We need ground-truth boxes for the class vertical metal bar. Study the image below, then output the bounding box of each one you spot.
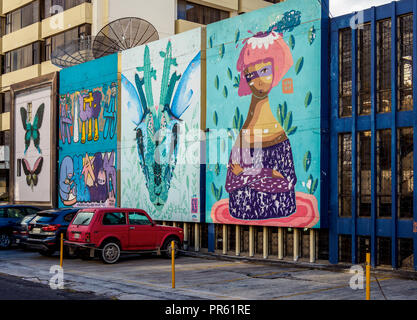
[208,223,215,253]
[391,2,398,269]
[278,227,284,260]
[235,225,240,256]
[263,226,268,259]
[194,223,200,252]
[222,224,227,255]
[249,226,254,257]
[370,7,378,267]
[352,23,358,265]
[293,228,300,262]
[413,0,417,271]
[183,222,189,251]
[310,229,316,263]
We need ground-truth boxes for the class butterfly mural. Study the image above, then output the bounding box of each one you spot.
[21,157,43,190]
[122,41,200,210]
[20,103,45,154]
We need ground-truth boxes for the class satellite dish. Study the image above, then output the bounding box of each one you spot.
[51,35,95,68]
[92,17,159,59]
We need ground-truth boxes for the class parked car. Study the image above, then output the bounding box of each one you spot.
[12,214,38,248]
[0,205,41,249]
[65,208,184,264]
[25,208,81,256]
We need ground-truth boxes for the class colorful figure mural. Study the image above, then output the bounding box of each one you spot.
[206,0,323,228]
[59,54,118,207]
[121,28,202,222]
[13,84,53,203]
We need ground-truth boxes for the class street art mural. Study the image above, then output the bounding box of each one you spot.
[206,0,323,228]
[13,86,52,202]
[121,28,202,222]
[59,54,118,207]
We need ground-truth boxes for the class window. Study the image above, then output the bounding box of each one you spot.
[25,208,39,215]
[357,23,371,115]
[377,237,391,266]
[128,212,151,225]
[339,133,352,217]
[0,208,6,218]
[398,14,413,111]
[398,128,413,219]
[7,208,25,219]
[4,42,43,74]
[358,131,371,217]
[177,0,229,25]
[398,238,413,268]
[44,0,91,18]
[0,131,10,146]
[44,24,91,61]
[339,28,352,117]
[377,130,391,218]
[5,1,40,34]
[339,235,352,263]
[102,212,126,225]
[63,212,76,222]
[357,236,371,264]
[377,19,392,113]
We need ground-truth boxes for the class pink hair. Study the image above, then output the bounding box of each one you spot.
[236,34,293,97]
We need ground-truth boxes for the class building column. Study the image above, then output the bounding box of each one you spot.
[162,221,167,226]
[294,228,300,262]
[263,226,268,259]
[173,222,177,227]
[194,223,200,252]
[235,225,240,256]
[222,224,228,255]
[310,229,316,263]
[183,222,189,251]
[249,226,254,257]
[278,227,284,260]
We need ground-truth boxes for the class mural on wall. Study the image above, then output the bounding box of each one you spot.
[59,54,118,208]
[121,28,202,222]
[14,87,52,202]
[206,0,322,228]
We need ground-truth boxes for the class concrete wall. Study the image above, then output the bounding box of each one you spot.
[94,0,176,39]
[58,54,118,208]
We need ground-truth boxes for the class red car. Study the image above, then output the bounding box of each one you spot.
[65,208,183,264]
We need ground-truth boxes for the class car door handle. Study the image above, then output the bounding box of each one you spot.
[129,227,135,230]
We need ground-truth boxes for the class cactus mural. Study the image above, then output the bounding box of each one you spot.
[121,28,202,222]
[206,0,324,228]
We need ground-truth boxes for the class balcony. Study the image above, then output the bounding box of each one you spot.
[2,65,41,90]
[175,19,203,34]
[42,2,93,38]
[193,0,238,11]
[238,0,273,13]
[3,0,33,14]
[41,60,61,76]
[2,23,42,54]
[0,146,9,163]
[0,113,9,132]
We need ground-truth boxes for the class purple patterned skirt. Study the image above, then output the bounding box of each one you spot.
[225,138,297,220]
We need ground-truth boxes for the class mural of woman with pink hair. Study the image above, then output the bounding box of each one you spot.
[225,30,297,220]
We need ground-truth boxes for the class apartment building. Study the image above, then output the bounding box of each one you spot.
[0,0,279,200]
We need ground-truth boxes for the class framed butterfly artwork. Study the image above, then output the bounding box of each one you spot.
[10,72,58,207]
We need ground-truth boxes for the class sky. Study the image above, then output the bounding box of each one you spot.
[329,0,399,17]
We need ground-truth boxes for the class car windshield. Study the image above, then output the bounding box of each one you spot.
[72,211,95,226]
[32,212,58,224]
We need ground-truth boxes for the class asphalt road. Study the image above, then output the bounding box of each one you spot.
[0,272,107,300]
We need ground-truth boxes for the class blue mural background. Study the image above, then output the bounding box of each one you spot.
[58,54,118,208]
[206,0,323,228]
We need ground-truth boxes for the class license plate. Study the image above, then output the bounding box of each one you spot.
[73,233,80,239]
[32,228,41,234]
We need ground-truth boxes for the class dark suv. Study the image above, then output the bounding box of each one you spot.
[26,208,81,256]
[0,205,41,249]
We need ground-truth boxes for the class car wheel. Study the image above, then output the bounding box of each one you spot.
[163,237,180,259]
[0,233,11,249]
[38,249,55,257]
[100,242,121,264]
